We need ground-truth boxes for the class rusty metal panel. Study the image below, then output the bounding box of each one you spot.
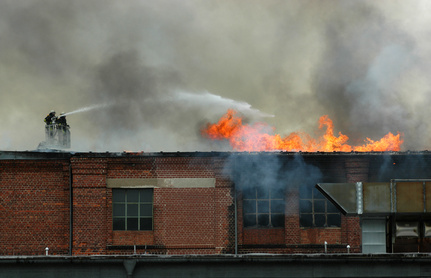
[396,182,424,213]
[426,182,431,212]
[363,183,391,213]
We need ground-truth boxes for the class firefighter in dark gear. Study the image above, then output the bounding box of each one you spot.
[44,110,57,137]
[57,112,69,146]
[57,112,68,129]
[44,110,56,125]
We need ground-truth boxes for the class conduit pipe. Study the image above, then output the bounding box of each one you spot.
[69,162,73,256]
[234,187,238,255]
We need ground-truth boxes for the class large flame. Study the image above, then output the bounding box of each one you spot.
[202,109,403,152]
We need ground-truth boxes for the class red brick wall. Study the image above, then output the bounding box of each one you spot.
[0,153,368,256]
[243,229,285,245]
[72,157,108,255]
[0,160,70,255]
[154,188,216,250]
[300,228,341,244]
[343,157,369,252]
[285,189,300,245]
[103,156,233,255]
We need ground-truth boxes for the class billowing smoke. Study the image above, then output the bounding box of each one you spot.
[376,154,431,181]
[224,153,322,216]
[224,153,322,192]
[1,1,431,152]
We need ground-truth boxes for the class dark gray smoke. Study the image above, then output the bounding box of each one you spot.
[1,1,431,151]
[374,154,431,181]
[225,153,322,192]
[224,153,322,217]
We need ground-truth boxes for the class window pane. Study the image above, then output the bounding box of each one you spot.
[243,200,256,214]
[242,187,255,199]
[271,214,284,228]
[299,186,340,228]
[113,204,125,217]
[315,214,326,227]
[258,201,269,213]
[140,218,152,230]
[327,201,339,213]
[271,187,284,198]
[300,214,312,227]
[257,187,269,198]
[313,188,324,198]
[314,200,325,213]
[300,200,312,213]
[113,189,126,202]
[244,214,256,227]
[140,204,153,217]
[127,204,138,216]
[113,218,125,230]
[140,189,153,202]
[271,200,285,213]
[127,218,138,230]
[258,214,269,226]
[299,187,312,199]
[327,214,341,227]
[127,190,139,202]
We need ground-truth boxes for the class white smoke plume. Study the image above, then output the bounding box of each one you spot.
[1,0,431,152]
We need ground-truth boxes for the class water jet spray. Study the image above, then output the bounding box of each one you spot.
[63,102,113,116]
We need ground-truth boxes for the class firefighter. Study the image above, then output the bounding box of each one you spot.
[57,112,69,146]
[44,110,56,125]
[44,110,57,138]
[57,112,68,129]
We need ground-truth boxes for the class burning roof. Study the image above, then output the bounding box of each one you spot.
[201,109,403,152]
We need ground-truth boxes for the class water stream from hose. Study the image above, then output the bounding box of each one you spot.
[63,103,113,116]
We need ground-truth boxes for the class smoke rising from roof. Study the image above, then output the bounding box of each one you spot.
[225,153,322,192]
[1,1,431,151]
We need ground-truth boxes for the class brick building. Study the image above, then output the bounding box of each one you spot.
[1,150,431,257]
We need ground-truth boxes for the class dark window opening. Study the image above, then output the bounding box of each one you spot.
[243,186,285,228]
[300,187,340,228]
[113,188,153,231]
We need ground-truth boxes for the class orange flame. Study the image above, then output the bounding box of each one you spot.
[202,109,403,152]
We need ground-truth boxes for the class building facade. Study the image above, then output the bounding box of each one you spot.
[1,151,431,256]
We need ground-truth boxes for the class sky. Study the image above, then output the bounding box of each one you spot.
[1,0,431,152]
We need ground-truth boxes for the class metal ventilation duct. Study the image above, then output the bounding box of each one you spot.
[316,180,431,216]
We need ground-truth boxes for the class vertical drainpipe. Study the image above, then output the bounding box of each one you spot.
[234,185,238,255]
[69,162,73,256]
